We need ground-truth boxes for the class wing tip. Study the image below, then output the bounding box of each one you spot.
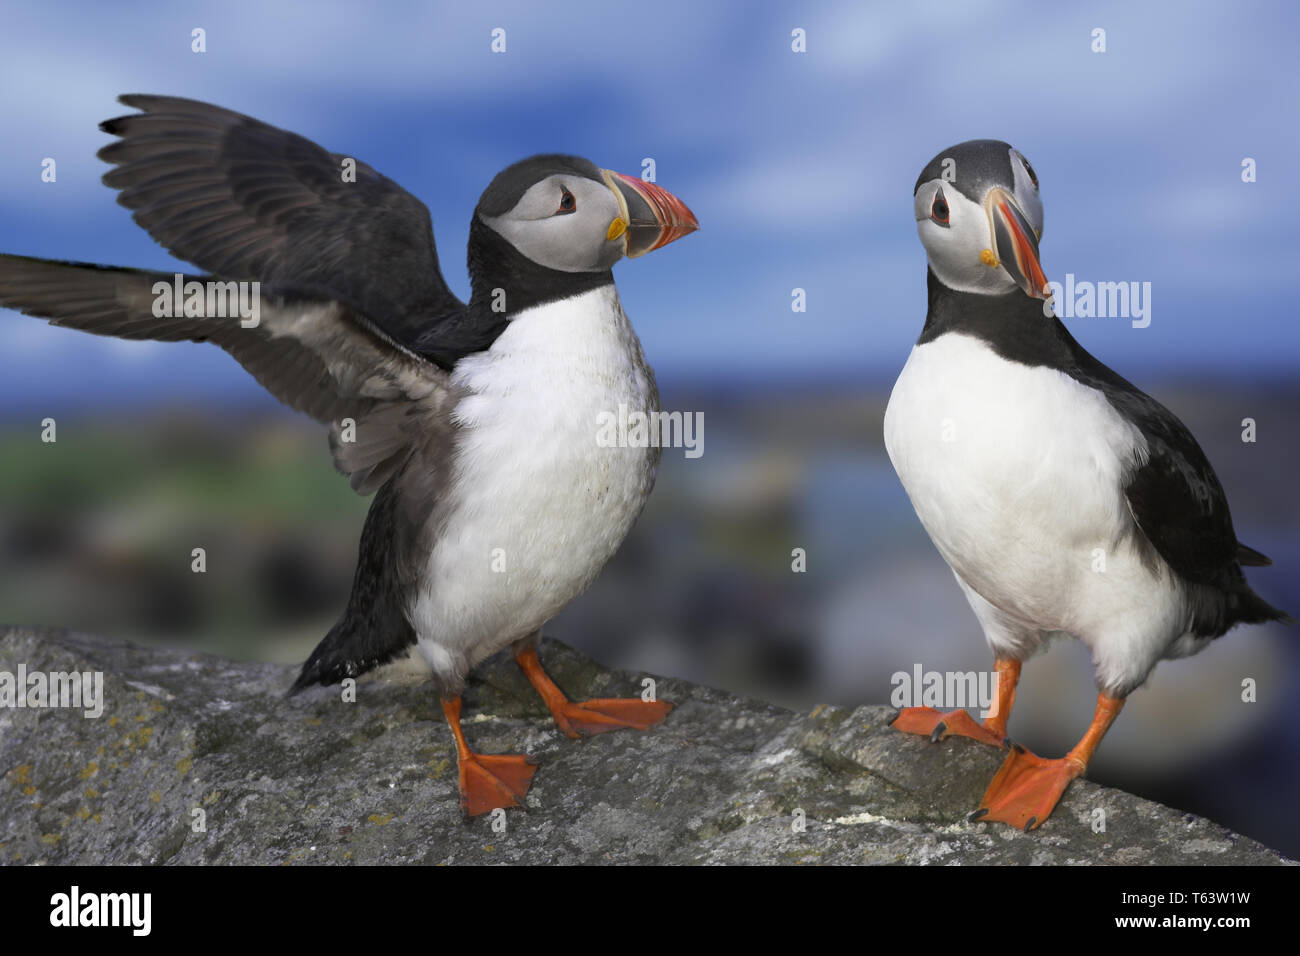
[98,97,148,140]
[1237,542,1273,567]
[100,94,153,132]
[100,93,231,137]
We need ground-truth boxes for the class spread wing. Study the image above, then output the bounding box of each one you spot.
[0,254,455,494]
[0,94,483,493]
[97,93,466,347]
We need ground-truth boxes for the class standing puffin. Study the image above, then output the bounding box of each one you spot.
[0,95,698,816]
[884,139,1288,831]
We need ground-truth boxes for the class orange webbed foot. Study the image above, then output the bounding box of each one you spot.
[969,747,1082,831]
[968,693,1124,831]
[550,697,674,739]
[514,644,673,739]
[457,751,539,817]
[893,706,1009,748]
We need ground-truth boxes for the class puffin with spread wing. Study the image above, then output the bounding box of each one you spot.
[0,95,698,815]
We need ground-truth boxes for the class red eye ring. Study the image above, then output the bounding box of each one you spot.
[930,187,950,225]
[557,186,576,214]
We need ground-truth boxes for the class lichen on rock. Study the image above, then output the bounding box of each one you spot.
[0,627,1289,865]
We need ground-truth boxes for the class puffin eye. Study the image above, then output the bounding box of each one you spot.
[930,188,950,226]
[1022,158,1038,188]
[556,186,576,214]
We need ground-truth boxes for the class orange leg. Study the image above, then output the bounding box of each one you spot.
[971,692,1124,831]
[893,658,1021,747]
[442,696,538,817]
[515,645,673,739]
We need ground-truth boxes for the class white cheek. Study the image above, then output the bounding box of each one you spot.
[920,195,1017,295]
[482,215,593,273]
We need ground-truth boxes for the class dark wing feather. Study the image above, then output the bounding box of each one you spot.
[97,94,465,347]
[1109,389,1239,586]
[0,254,454,491]
[1064,335,1286,633]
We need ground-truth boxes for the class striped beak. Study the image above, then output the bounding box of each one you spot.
[603,170,699,258]
[986,187,1049,299]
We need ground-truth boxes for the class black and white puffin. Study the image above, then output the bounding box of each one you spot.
[884,139,1289,830]
[0,95,698,816]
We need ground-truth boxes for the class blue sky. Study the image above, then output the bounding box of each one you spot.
[1,0,1297,412]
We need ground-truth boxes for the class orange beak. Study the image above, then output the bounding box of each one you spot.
[603,170,699,257]
[986,187,1049,299]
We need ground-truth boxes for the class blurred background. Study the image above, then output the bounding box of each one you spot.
[2,1,1297,855]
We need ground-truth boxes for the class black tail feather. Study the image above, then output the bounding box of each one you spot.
[286,620,408,697]
[287,479,417,696]
[1234,587,1292,629]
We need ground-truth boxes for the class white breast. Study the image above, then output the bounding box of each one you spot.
[410,285,657,684]
[883,333,1191,692]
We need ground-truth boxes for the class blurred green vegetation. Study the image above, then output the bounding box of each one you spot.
[0,411,367,663]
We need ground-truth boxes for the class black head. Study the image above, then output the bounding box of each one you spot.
[466,153,698,318]
[913,139,1048,299]
[475,154,697,271]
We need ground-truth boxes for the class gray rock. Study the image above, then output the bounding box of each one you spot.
[0,626,1289,865]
